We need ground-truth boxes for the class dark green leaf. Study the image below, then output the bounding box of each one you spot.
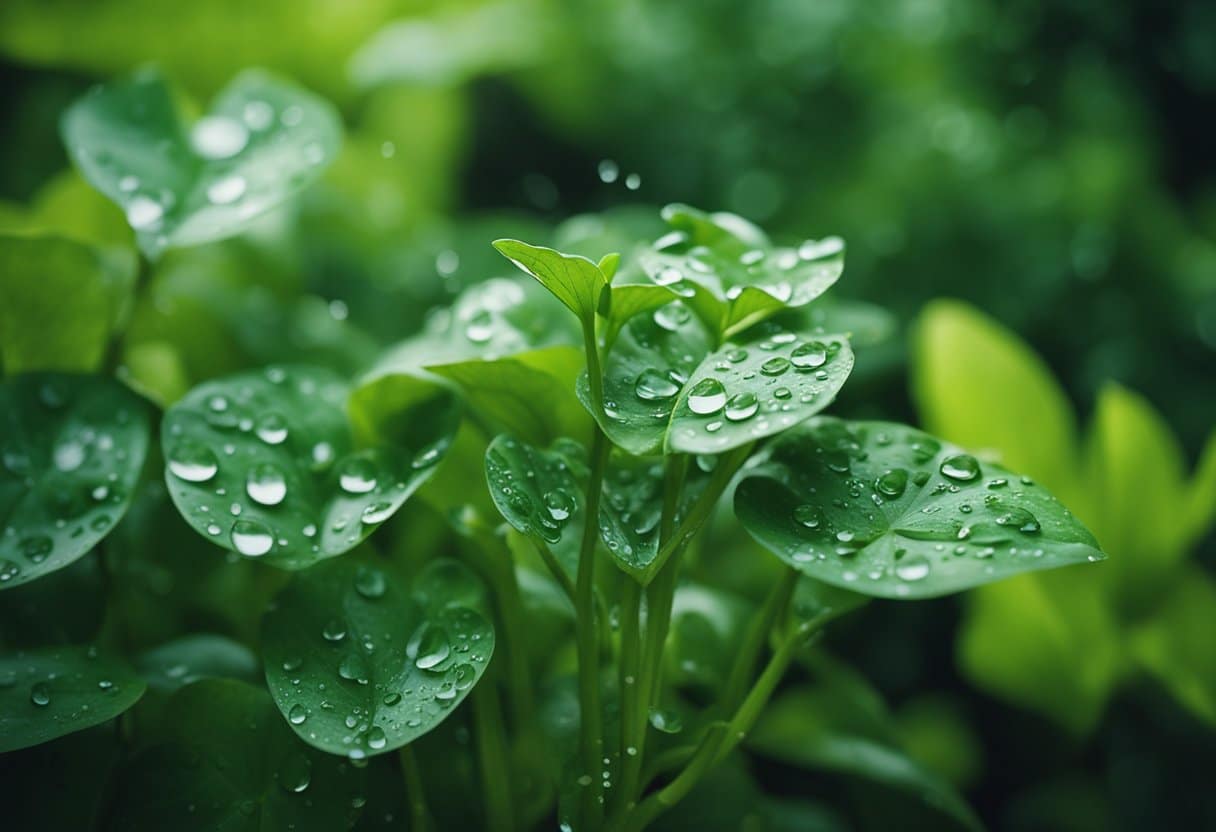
[0,233,136,374]
[0,645,146,752]
[136,634,260,694]
[261,557,495,758]
[62,67,342,257]
[162,366,454,569]
[0,373,150,590]
[667,326,853,455]
[735,418,1105,599]
[105,679,365,831]
[493,238,610,325]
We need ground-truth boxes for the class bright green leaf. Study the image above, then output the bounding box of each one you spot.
[261,557,495,758]
[492,238,610,325]
[62,67,342,257]
[735,418,1104,600]
[667,326,853,455]
[1187,429,1216,545]
[600,282,678,347]
[0,373,150,590]
[162,366,455,569]
[0,645,146,752]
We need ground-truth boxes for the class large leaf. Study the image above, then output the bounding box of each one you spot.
[0,645,146,752]
[162,366,455,569]
[667,327,853,455]
[0,373,150,590]
[492,239,610,325]
[735,418,1104,600]
[0,233,136,374]
[484,434,587,579]
[913,300,1078,500]
[578,300,713,456]
[262,557,495,759]
[638,204,844,339]
[106,679,365,831]
[62,67,341,257]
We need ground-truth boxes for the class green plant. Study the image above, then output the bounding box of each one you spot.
[0,70,1112,832]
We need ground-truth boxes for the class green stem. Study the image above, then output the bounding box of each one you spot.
[530,537,576,602]
[399,744,433,832]
[720,566,799,711]
[472,682,516,832]
[614,578,644,816]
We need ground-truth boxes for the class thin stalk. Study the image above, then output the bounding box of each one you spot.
[613,578,644,816]
[719,566,799,711]
[530,537,576,602]
[472,682,516,832]
[399,744,433,832]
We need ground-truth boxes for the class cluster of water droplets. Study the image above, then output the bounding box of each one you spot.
[1,647,126,723]
[485,438,581,546]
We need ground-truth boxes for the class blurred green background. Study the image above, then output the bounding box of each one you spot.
[1,0,1213,829]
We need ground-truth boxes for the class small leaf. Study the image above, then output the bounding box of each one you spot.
[261,557,495,758]
[667,325,854,455]
[492,239,610,325]
[600,282,679,347]
[106,679,365,831]
[0,373,151,590]
[162,366,455,569]
[0,645,146,752]
[0,233,136,374]
[578,300,712,456]
[735,418,1104,599]
[484,434,587,579]
[62,67,342,257]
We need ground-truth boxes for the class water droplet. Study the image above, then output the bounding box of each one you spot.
[322,619,347,642]
[0,560,20,582]
[635,369,679,401]
[940,454,981,482]
[649,709,683,733]
[687,378,727,415]
[230,518,274,556]
[366,726,387,750]
[20,536,53,564]
[790,341,828,369]
[653,303,690,331]
[255,413,289,445]
[53,440,85,471]
[126,195,163,230]
[339,458,378,494]
[361,501,395,524]
[875,469,908,499]
[760,356,791,376]
[724,391,759,421]
[206,174,246,204]
[191,115,248,160]
[407,623,450,670]
[597,159,619,183]
[464,309,494,343]
[30,682,51,706]
[544,489,574,522]
[895,555,931,582]
[339,653,369,684]
[168,440,219,482]
[246,463,287,506]
[794,504,822,529]
[278,752,312,793]
[994,505,1041,534]
[288,703,308,725]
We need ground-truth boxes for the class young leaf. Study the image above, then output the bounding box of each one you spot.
[492,239,610,325]
[484,434,587,579]
[0,373,151,591]
[735,418,1105,600]
[0,645,146,752]
[62,67,342,257]
[162,366,454,569]
[105,679,365,831]
[0,233,136,375]
[261,557,495,758]
[600,282,678,347]
[577,300,712,456]
[639,204,844,338]
[667,326,854,455]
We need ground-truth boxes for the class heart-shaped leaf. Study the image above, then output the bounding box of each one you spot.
[262,557,495,759]
[162,365,455,569]
[735,418,1105,600]
[106,679,365,831]
[0,645,146,752]
[667,326,854,455]
[62,67,342,257]
[577,300,712,456]
[0,233,136,375]
[492,239,610,326]
[484,434,587,579]
[639,204,844,339]
[0,373,151,590]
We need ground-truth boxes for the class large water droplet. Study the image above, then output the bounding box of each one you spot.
[994,505,1041,534]
[687,378,727,415]
[255,413,289,445]
[338,458,378,494]
[895,554,931,582]
[246,463,287,506]
[278,752,312,793]
[875,469,908,499]
[790,341,828,369]
[20,536,53,564]
[230,518,274,556]
[168,440,219,482]
[354,566,387,599]
[206,174,246,205]
[407,623,450,670]
[361,501,395,524]
[635,369,679,402]
[940,454,981,482]
[288,703,308,725]
[760,356,791,376]
[653,303,690,331]
[794,504,823,529]
[544,489,574,522]
[30,682,51,706]
[724,391,759,421]
[365,726,387,750]
[464,309,494,343]
[191,115,249,160]
[339,653,369,684]
[126,195,164,230]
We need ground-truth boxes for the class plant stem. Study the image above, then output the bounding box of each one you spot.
[472,681,516,832]
[720,566,799,711]
[399,744,433,832]
[614,577,644,817]
[530,537,576,602]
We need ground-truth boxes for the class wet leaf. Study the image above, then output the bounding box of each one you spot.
[62,67,341,257]
[735,418,1104,599]
[0,373,150,590]
[492,239,610,325]
[261,557,495,758]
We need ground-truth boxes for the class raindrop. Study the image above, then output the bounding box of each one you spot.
[339,653,369,684]
[20,536,53,564]
[687,378,727,415]
[760,357,790,376]
[278,753,312,793]
[875,469,908,499]
[653,303,690,331]
[724,391,759,421]
[339,458,378,494]
[790,341,828,369]
[544,489,574,522]
[246,463,287,506]
[168,440,219,482]
[940,454,981,482]
[191,115,248,159]
[361,501,394,524]
[635,369,679,401]
[895,555,931,582]
[464,310,494,343]
[206,174,246,204]
[126,195,163,230]
[407,623,450,670]
[365,727,387,750]
[255,413,289,445]
[230,518,274,556]
[354,566,386,599]
[794,504,823,529]
[30,682,51,706]
[288,704,308,725]
[322,619,347,642]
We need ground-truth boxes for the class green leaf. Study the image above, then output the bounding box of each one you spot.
[600,282,678,347]
[0,233,136,374]
[0,373,151,590]
[162,366,454,569]
[790,576,870,625]
[106,679,365,830]
[639,204,844,338]
[664,583,751,691]
[913,300,1079,503]
[578,300,712,456]
[1187,429,1216,545]
[261,557,495,758]
[492,239,610,325]
[735,418,1105,600]
[667,326,854,455]
[0,645,146,752]
[484,434,587,579]
[62,67,342,258]
[136,634,260,694]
